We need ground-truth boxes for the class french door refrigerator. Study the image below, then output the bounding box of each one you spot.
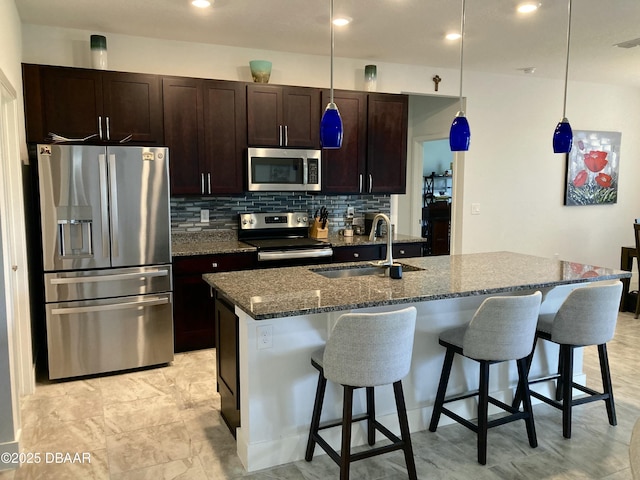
[35,144,173,379]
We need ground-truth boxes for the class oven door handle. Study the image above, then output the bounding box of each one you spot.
[257,248,333,261]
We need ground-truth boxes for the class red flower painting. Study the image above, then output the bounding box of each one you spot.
[565,131,620,206]
[584,151,608,172]
[595,173,612,188]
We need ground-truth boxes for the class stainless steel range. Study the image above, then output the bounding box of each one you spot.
[238,212,333,265]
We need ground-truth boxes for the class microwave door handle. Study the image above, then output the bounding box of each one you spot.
[302,158,308,185]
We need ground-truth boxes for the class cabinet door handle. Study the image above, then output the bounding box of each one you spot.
[284,125,288,146]
[201,173,205,194]
[369,174,373,192]
[279,125,283,146]
[359,174,363,193]
[105,116,110,141]
[353,253,359,258]
[207,172,212,194]
[98,116,103,140]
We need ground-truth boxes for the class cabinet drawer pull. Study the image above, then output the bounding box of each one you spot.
[353,253,359,258]
[212,262,219,268]
[399,249,405,255]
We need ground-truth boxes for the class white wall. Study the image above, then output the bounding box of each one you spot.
[20,23,640,271]
[0,0,25,468]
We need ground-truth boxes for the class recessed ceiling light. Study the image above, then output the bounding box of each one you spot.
[517,2,541,14]
[445,32,461,41]
[192,0,212,8]
[332,16,352,27]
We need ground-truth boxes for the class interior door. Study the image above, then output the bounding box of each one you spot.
[107,146,171,267]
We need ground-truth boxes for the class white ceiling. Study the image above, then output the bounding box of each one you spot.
[14,0,640,88]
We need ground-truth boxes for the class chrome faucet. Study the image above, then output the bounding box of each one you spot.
[369,213,393,268]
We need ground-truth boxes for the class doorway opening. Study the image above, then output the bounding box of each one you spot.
[422,138,453,255]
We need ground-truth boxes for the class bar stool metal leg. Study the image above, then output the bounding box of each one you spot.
[366,387,375,446]
[340,386,354,480]
[517,357,537,448]
[598,343,617,426]
[429,348,455,432]
[478,361,489,465]
[561,345,574,438]
[393,381,418,480]
[305,371,327,461]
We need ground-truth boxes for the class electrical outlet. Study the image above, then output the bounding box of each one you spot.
[257,325,273,349]
[346,206,355,218]
[200,209,210,223]
[471,203,481,215]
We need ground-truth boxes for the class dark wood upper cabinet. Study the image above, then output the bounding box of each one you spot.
[22,64,162,144]
[367,93,409,194]
[321,90,367,193]
[322,91,408,194]
[247,84,320,148]
[163,77,246,195]
[162,77,204,195]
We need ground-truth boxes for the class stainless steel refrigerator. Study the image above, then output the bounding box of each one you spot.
[35,144,173,379]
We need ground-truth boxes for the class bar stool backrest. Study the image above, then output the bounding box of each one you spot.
[463,292,542,361]
[323,306,417,387]
[551,281,623,345]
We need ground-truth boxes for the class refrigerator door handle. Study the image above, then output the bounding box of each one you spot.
[51,296,169,315]
[99,154,110,258]
[108,153,119,258]
[50,269,170,285]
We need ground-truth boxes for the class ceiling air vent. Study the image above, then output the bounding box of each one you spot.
[614,37,640,48]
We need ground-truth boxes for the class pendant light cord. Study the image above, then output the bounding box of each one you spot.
[562,0,572,118]
[330,0,335,105]
[458,0,466,113]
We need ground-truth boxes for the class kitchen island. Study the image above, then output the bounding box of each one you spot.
[203,251,630,472]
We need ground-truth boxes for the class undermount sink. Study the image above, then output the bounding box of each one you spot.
[311,263,424,279]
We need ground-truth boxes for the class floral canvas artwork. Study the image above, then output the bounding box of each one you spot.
[564,130,622,206]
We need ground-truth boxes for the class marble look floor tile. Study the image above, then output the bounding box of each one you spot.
[20,390,103,427]
[110,456,208,480]
[0,469,15,480]
[192,441,246,480]
[20,415,105,452]
[106,421,193,474]
[104,394,182,435]
[12,448,109,480]
[99,370,174,405]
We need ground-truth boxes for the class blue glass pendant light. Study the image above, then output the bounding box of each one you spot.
[553,0,573,154]
[320,0,343,149]
[450,0,470,152]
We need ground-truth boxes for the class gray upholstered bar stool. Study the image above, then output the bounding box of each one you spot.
[513,281,623,439]
[429,291,542,465]
[305,307,418,480]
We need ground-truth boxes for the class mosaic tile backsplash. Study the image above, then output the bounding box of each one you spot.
[171,193,390,233]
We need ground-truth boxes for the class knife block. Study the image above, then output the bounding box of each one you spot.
[309,218,328,239]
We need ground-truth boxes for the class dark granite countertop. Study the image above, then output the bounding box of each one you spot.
[203,251,630,320]
[172,230,425,257]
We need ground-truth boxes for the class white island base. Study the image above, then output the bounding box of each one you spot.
[234,284,588,472]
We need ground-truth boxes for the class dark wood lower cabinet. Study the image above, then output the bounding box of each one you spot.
[172,253,255,352]
[215,291,240,434]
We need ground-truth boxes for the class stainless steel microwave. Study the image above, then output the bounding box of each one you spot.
[247,147,321,192]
